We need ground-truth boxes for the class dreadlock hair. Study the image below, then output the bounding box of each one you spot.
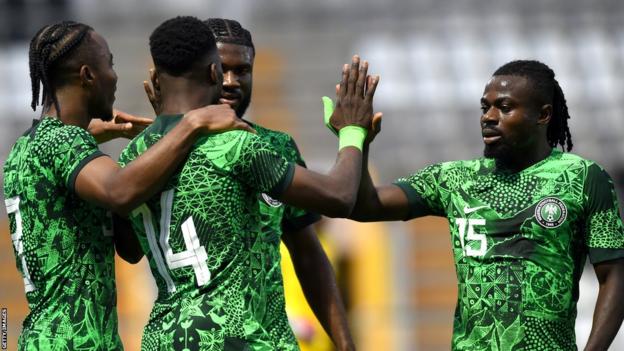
[150,16,217,77]
[204,18,255,54]
[29,21,92,113]
[493,60,573,152]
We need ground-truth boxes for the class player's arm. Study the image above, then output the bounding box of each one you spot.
[320,79,417,222]
[349,145,411,222]
[88,109,153,144]
[282,225,355,351]
[584,258,624,351]
[275,56,377,217]
[75,104,253,216]
[112,214,144,264]
[582,164,624,350]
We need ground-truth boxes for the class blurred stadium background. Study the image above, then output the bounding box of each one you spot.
[1,0,624,350]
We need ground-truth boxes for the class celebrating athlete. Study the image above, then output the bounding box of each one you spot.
[343,60,624,350]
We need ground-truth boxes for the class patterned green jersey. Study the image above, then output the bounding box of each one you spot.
[395,150,624,351]
[250,123,321,348]
[3,117,122,350]
[118,115,298,351]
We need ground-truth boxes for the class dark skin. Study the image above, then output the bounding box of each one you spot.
[135,54,377,351]
[216,42,354,350]
[127,54,378,254]
[42,30,252,260]
[349,75,624,350]
[62,31,252,216]
[586,258,624,351]
[146,53,378,218]
[144,43,356,349]
[87,109,153,144]
[145,47,382,348]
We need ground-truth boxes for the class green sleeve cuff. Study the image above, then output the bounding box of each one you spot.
[589,248,624,264]
[68,151,107,193]
[267,162,296,199]
[393,181,433,220]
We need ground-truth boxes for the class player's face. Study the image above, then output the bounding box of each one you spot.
[480,75,543,161]
[88,31,117,122]
[217,42,254,118]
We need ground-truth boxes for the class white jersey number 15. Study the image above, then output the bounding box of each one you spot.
[455,218,487,257]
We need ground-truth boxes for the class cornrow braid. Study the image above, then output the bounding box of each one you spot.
[493,60,573,152]
[28,20,91,113]
[205,18,254,53]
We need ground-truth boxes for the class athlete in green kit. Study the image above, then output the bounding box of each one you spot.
[118,16,378,350]
[341,60,624,350]
[141,18,355,350]
[3,21,252,350]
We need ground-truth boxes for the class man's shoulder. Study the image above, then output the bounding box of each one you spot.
[246,122,298,157]
[423,158,485,176]
[544,151,602,175]
[252,123,292,140]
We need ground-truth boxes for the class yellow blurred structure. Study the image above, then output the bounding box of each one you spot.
[280,230,334,351]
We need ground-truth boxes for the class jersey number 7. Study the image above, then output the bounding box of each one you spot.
[133,189,210,293]
[5,197,35,293]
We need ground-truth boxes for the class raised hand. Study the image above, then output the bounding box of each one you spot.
[88,109,153,144]
[329,55,379,132]
[184,104,256,135]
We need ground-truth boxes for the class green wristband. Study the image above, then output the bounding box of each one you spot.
[339,125,367,151]
[322,96,339,136]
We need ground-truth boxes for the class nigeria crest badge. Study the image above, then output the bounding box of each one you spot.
[535,197,567,228]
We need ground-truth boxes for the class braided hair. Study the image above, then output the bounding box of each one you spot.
[493,60,573,151]
[204,18,254,53]
[29,21,92,113]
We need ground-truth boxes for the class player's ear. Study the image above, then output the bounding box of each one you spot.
[79,65,95,87]
[208,62,222,87]
[150,68,161,93]
[537,104,552,125]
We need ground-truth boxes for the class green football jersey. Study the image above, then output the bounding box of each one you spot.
[250,123,321,347]
[3,117,122,350]
[395,150,624,351]
[118,115,298,351]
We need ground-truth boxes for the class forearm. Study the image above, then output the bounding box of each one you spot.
[288,233,355,350]
[350,146,381,221]
[585,260,624,351]
[106,116,199,214]
[324,147,363,215]
[280,147,362,218]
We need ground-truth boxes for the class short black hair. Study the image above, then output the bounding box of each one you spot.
[494,60,573,152]
[150,16,217,76]
[29,20,92,112]
[205,18,254,53]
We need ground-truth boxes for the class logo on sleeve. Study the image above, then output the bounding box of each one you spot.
[261,193,283,208]
[535,197,567,228]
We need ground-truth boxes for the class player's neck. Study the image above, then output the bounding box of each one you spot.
[41,88,91,130]
[159,80,217,115]
[496,145,553,173]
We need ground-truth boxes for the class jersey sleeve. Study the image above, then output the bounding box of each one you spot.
[49,125,105,192]
[281,138,321,232]
[583,163,624,264]
[393,163,445,220]
[232,132,295,198]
